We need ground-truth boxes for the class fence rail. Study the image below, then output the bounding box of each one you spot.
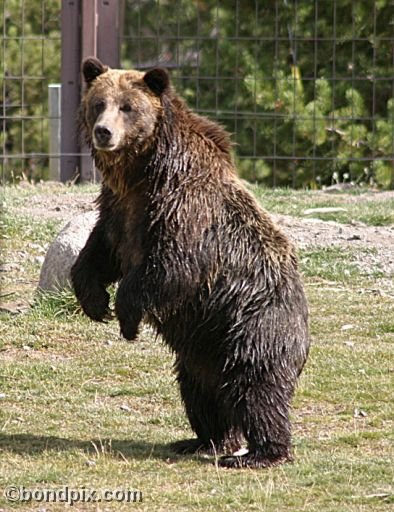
[1,0,393,188]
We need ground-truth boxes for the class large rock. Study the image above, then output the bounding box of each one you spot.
[38,211,98,291]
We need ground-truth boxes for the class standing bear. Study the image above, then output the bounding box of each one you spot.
[71,57,310,469]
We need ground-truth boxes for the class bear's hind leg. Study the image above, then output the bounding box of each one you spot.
[219,377,294,469]
[172,367,242,456]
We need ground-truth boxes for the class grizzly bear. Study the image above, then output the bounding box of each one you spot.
[71,57,310,469]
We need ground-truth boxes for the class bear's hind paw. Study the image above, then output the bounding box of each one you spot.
[170,438,219,455]
[218,451,293,469]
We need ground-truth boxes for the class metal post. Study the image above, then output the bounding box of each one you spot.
[48,84,61,181]
[60,0,81,183]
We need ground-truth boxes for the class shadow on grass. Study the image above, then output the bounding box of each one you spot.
[0,433,212,465]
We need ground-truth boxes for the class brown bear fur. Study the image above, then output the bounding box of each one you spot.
[71,57,310,468]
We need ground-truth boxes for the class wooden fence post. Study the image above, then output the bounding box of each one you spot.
[61,0,120,183]
[60,0,81,182]
[97,0,120,69]
[80,0,98,182]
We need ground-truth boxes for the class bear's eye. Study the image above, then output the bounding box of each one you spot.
[94,100,105,113]
[120,103,132,113]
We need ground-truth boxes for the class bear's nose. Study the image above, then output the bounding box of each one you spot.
[94,125,112,146]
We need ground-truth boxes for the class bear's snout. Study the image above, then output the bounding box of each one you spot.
[94,125,113,148]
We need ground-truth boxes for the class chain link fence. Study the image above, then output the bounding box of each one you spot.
[1,1,394,188]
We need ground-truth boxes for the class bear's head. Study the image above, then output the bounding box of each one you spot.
[81,57,170,154]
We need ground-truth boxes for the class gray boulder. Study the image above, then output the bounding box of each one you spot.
[38,211,98,291]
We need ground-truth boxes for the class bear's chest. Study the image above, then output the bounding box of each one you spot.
[107,187,149,275]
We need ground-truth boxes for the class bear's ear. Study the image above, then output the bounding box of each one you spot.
[143,68,169,96]
[82,57,108,86]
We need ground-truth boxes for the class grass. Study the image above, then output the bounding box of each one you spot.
[0,214,60,246]
[300,246,386,281]
[250,185,394,226]
[0,184,393,511]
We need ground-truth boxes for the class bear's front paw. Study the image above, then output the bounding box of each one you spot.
[115,294,142,341]
[80,288,111,322]
[119,318,140,341]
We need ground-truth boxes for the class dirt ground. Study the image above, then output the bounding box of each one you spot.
[8,182,394,279]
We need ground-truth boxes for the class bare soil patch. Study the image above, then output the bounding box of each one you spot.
[7,182,394,277]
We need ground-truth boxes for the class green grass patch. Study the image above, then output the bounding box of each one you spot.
[300,247,385,282]
[32,288,82,318]
[0,214,60,246]
[0,182,100,209]
[1,287,393,510]
[251,186,394,226]
[0,212,62,306]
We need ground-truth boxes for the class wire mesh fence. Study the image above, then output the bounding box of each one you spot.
[1,1,394,188]
[1,1,60,181]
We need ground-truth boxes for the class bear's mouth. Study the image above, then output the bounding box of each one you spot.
[94,142,118,152]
